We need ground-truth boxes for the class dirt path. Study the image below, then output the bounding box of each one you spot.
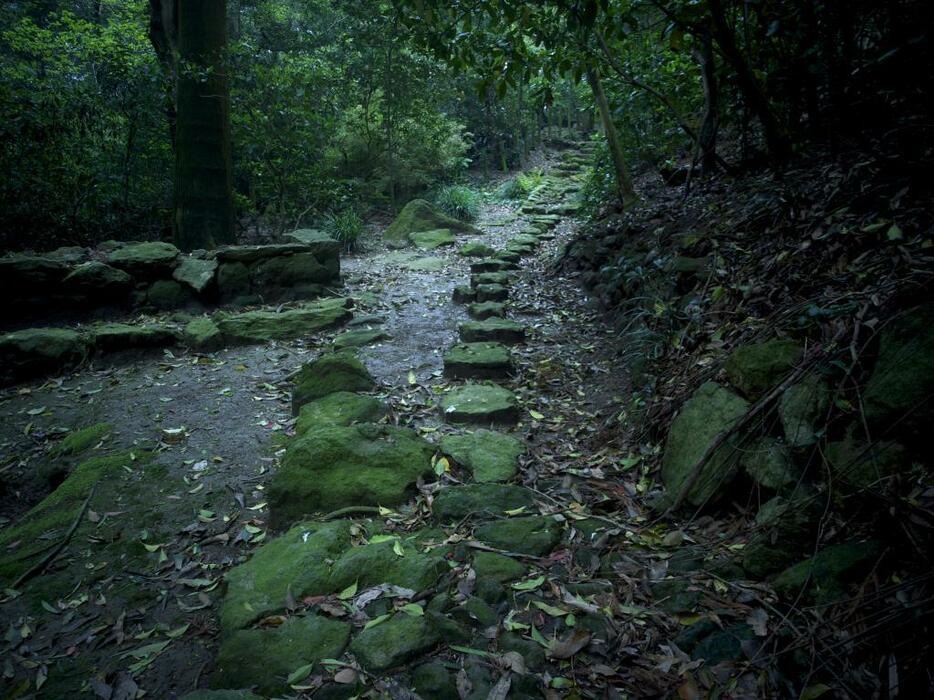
[0,146,657,699]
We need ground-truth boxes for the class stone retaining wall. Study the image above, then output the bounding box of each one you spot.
[0,229,341,328]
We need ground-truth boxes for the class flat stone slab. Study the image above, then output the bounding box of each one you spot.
[295,392,388,433]
[440,429,524,482]
[173,257,218,294]
[332,328,391,349]
[475,284,508,303]
[410,228,456,250]
[107,242,179,276]
[459,318,526,344]
[90,323,179,353]
[216,297,352,345]
[443,342,512,380]
[215,243,311,263]
[468,302,505,320]
[471,272,510,288]
[440,384,518,425]
[452,285,477,304]
[269,424,435,528]
[433,484,535,521]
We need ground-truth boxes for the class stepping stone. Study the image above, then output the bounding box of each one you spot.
[459,318,526,344]
[472,551,526,582]
[470,258,517,273]
[474,516,562,556]
[441,384,518,425]
[90,323,178,353]
[433,484,534,521]
[443,342,512,380]
[468,301,505,320]
[295,392,388,432]
[347,314,386,327]
[471,271,511,287]
[410,228,455,250]
[291,350,375,415]
[494,251,522,265]
[440,429,525,482]
[183,317,224,352]
[213,615,351,696]
[452,285,476,304]
[332,328,390,349]
[510,234,539,246]
[505,243,536,257]
[216,297,352,344]
[475,284,508,303]
[350,615,440,672]
[459,242,496,257]
[269,424,434,528]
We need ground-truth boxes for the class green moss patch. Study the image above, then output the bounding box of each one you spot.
[474,516,562,556]
[443,342,512,380]
[440,429,524,482]
[432,484,534,522]
[291,350,375,414]
[440,384,518,425]
[295,392,388,433]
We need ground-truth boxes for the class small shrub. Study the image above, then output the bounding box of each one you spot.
[323,209,364,250]
[434,185,481,222]
[493,168,546,201]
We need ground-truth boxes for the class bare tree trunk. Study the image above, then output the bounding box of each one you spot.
[174,0,236,250]
[147,0,177,147]
[586,67,636,205]
[692,31,720,174]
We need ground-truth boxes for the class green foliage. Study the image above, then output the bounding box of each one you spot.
[434,185,481,222]
[322,209,364,251]
[494,169,545,201]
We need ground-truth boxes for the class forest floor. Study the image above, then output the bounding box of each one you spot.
[2,147,700,699]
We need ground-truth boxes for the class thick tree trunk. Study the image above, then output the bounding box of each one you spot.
[174,0,235,250]
[586,67,636,205]
[147,0,177,147]
[708,0,790,165]
[692,31,720,174]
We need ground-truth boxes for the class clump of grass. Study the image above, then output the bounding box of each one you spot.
[493,168,546,201]
[323,209,364,250]
[434,185,481,222]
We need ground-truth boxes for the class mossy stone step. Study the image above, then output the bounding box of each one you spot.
[452,285,476,304]
[459,318,526,344]
[332,328,391,349]
[493,250,522,265]
[471,551,526,582]
[470,258,517,274]
[295,392,388,432]
[458,242,497,258]
[433,484,535,522]
[212,614,351,696]
[216,297,352,345]
[474,515,562,556]
[349,614,440,671]
[410,228,456,250]
[440,429,524,482]
[90,323,179,353]
[510,234,539,247]
[183,317,224,352]
[0,328,87,384]
[291,350,375,415]
[440,384,518,425]
[475,284,508,303]
[471,271,511,287]
[468,301,505,320]
[443,342,513,380]
[269,423,434,528]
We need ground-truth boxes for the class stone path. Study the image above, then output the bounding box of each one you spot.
[1,143,652,699]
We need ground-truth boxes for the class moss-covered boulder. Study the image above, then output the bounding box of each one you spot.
[216,298,352,345]
[291,350,375,414]
[742,490,821,578]
[471,271,511,287]
[0,452,151,584]
[779,375,831,447]
[443,342,512,380]
[773,540,884,603]
[332,328,391,349]
[173,257,218,294]
[440,384,518,425]
[470,258,515,274]
[216,262,250,300]
[285,229,342,257]
[349,614,440,671]
[269,424,434,528]
[327,536,447,594]
[212,615,351,696]
[741,437,799,490]
[468,302,505,320]
[660,382,749,508]
[474,516,562,556]
[0,255,69,293]
[221,521,353,632]
[475,284,509,303]
[471,551,526,582]
[0,328,87,384]
[107,241,180,277]
[452,285,477,304]
[384,199,479,247]
[89,323,178,353]
[410,228,456,250]
[724,339,803,399]
[250,253,334,289]
[63,262,133,297]
[433,484,535,522]
[459,242,496,258]
[51,422,112,458]
[862,302,934,440]
[295,392,387,433]
[183,317,224,352]
[146,279,191,310]
[440,429,524,482]
[459,318,525,345]
[824,427,908,493]
[411,661,458,697]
